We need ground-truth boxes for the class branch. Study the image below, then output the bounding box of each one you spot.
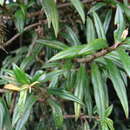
[74,43,122,63]
[3,20,46,47]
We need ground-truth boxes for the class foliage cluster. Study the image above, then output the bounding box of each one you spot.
[0,0,130,129]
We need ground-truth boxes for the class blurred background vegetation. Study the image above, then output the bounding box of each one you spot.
[0,0,130,129]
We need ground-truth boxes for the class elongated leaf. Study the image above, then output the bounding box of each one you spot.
[36,39,68,50]
[83,121,90,130]
[0,98,12,130]
[122,5,130,21]
[49,45,85,62]
[88,2,106,14]
[48,88,83,105]
[100,118,114,130]
[42,62,61,69]
[86,16,96,43]
[79,39,108,55]
[118,48,130,77]
[69,0,85,23]
[31,70,44,82]
[42,0,59,36]
[93,12,106,39]
[103,10,112,34]
[39,70,64,82]
[0,99,5,128]
[15,9,25,32]
[48,99,63,128]
[13,64,30,84]
[64,26,81,46]
[12,89,28,127]
[20,56,34,70]
[15,95,37,130]
[49,39,107,62]
[105,105,113,117]
[74,65,85,119]
[106,59,129,118]
[114,4,125,43]
[91,63,105,117]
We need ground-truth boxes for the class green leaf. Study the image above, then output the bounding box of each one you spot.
[103,10,112,34]
[86,16,96,43]
[91,63,105,117]
[74,65,86,119]
[124,37,130,44]
[15,9,25,32]
[13,64,30,84]
[106,59,129,118]
[48,99,63,128]
[64,26,81,46]
[49,45,85,62]
[12,89,28,127]
[79,39,108,55]
[88,2,106,14]
[83,121,90,130]
[0,99,5,128]
[36,39,68,50]
[100,118,114,130]
[114,4,125,43]
[123,5,130,21]
[93,12,106,39]
[69,0,85,23]
[20,56,34,70]
[105,105,113,117]
[31,70,44,82]
[49,39,107,62]
[0,0,4,5]
[42,0,59,37]
[48,88,83,105]
[0,98,12,130]
[39,70,64,83]
[15,95,37,130]
[118,48,130,77]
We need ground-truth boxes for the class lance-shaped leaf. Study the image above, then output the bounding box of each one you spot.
[13,64,30,84]
[49,45,85,62]
[38,70,65,83]
[48,99,63,128]
[15,95,37,130]
[48,88,83,105]
[103,10,112,34]
[118,48,130,77]
[69,0,85,23]
[12,89,28,127]
[64,26,81,46]
[106,59,129,118]
[15,9,25,33]
[0,98,12,130]
[36,39,68,50]
[91,63,105,117]
[79,39,108,55]
[86,16,96,43]
[74,65,86,119]
[114,4,125,43]
[93,12,106,40]
[42,0,59,37]
[88,2,106,14]
[49,39,107,62]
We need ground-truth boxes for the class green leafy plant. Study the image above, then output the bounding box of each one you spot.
[0,0,130,129]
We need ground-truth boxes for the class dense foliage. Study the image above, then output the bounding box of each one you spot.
[0,0,130,129]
